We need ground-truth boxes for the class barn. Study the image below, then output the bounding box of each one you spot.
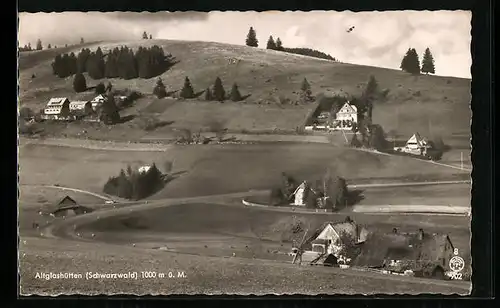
[51,196,92,218]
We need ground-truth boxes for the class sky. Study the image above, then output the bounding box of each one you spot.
[18,11,471,79]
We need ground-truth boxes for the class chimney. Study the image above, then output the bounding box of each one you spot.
[418,228,424,240]
[392,228,398,234]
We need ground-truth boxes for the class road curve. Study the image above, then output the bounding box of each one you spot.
[38,191,471,292]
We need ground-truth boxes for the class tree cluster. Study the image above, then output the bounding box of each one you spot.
[19,43,33,52]
[142,31,153,40]
[99,93,121,124]
[52,45,176,80]
[283,47,336,61]
[203,77,244,102]
[103,164,164,200]
[266,36,284,51]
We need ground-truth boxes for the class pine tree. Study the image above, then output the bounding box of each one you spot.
[229,83,242,101]
[142,31,148,39]
[73,73,87,92]
[180,77,195,99]
[106,82,113,93]
[204,87,213,101]
[362,75,378,120]
[400,48,410,71]
[266,36,276,50]
[100,93,120,124]
[245,27,259,47]
[80,37,85,44]
[401,48,421,74]
[36,39,43,50]
[421,47,436,74]
[300,78,313,102]
[276,38,284,51]
[149,34,152,39]
[27,43,32,51]
[126,165,133,176]
[153,78,167,98]
[212,77,226,101]
[47,44,52,49]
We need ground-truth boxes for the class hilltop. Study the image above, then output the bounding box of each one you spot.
[18,39,471,137]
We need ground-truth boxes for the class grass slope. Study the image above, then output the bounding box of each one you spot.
[19,143,467,199]
[19,40,471,136]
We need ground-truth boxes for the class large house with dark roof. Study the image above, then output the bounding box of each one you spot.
[352,228,455,278]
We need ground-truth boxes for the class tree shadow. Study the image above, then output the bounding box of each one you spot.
[144,120,175,131]
[166,90,179,97]
[345,189,365,207]
[194,90,205,98]
[117,114,136,124]
[86,86,97,91]
[241,94,252,100]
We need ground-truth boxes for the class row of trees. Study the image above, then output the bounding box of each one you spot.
[103,164,164,200]
[153,76,246,102]
[400,47,436,75]
[19,38,85,52]
[246,27,336,61]
[52,45,176,80]
[142,31,153,40]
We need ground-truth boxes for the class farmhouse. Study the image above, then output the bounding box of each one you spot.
[50,196,92,218]
[69,101,94,117]
[289,181,323,207]
[330,101,358,130]
[138,165,152,174]
[395,132,432,155]
[352,228,455,278]
[42,97,71,120]
[91,94,107,109]
[299,218,369,266]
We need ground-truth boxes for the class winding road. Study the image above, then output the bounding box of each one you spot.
[19,136,472,294]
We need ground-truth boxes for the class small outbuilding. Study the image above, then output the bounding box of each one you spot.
[51,196,92,218]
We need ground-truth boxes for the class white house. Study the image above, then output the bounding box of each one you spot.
[69,101,93,114]
[43,97,71,120]
[330,101,358,130]
[395,133,432,155]
[291,181,307,206]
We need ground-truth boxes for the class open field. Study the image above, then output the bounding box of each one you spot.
[19,237,470,295]
[19,40,471,136]
[19,143,469,200]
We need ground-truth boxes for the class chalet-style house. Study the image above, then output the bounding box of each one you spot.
[394,132,432,156]
[91,94,107,109]
[330,101,358,130]
[50,196,92,218]
[299,218,369,266]
[42,97,71,120]
[352,228,455,278]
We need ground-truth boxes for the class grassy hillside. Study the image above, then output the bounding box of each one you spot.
[18,39,471,136]
[19,143,466,199]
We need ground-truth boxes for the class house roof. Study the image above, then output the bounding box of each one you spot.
[407,133,428,147]
[352,230,453,268]
[47,97,69,106]
[336,102,357,114]
[69,101,91,110]
[301,219,368,249]
[91,94,107,102]
[57,195,77,207]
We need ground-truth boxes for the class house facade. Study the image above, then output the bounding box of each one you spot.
[330,101,358,130]
[69,101,94,118]
[395,133,432,156]
[91,94,107,110]
[42,97,72,120]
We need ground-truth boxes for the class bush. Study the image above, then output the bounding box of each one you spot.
[95,82,106,94]
[163,160,173,174]
[229,83,242,101]
[73,73,87,92]
[368,124,389,150]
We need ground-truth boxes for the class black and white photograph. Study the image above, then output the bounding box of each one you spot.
[18,10,472,295]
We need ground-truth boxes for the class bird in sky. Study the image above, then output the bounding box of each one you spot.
[346,26,355,33]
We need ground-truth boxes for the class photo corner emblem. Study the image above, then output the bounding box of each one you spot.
[449,248,465,273]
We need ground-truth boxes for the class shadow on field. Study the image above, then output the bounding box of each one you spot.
[346,189,365,206]
[241,94,252,100]
[118,115,136,124]
[166,90,179,97]
[194,90,205,98]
